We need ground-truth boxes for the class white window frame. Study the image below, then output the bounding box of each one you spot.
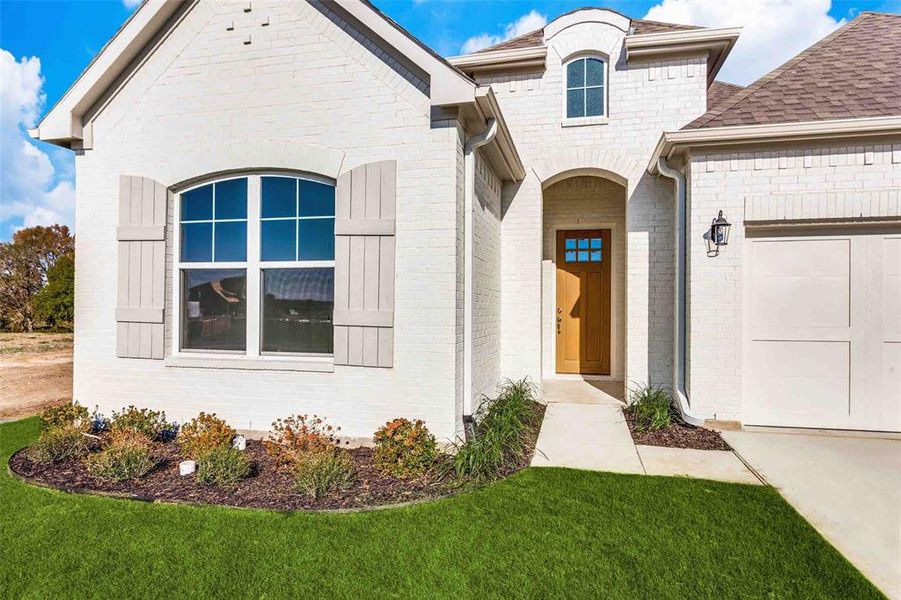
[561,54,609,127]
[171,172,336,363]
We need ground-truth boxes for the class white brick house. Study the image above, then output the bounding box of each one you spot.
[32,3,901,438]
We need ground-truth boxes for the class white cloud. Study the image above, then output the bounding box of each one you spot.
[0,49,76,236]
[460,10,547,55]
[122,0,142,8]
[643,0,844,85]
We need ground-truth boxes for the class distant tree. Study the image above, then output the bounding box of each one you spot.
[34,252,75,331]
[0,225,75,332]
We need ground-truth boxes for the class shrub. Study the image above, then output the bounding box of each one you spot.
[85,430,157,481]
[178,412,236,459]
[446,378,542,483]
[373,418,438,478]
[195,447,252,487]
[264,415,341,465]
[626,384,676,433]
[29,426,91,463]
[109,405,171,441]
[40,402,89,432]
[294,448,354,500]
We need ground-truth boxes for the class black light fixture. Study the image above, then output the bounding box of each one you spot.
[706,210,731,257]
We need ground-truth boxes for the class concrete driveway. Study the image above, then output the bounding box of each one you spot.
[722,430,901,599]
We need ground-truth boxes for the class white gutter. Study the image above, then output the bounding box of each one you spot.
[648,115,901,174]
[656,158,705,427]
[463,118,498,420]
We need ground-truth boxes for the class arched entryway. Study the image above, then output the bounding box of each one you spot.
[541,174,626,381]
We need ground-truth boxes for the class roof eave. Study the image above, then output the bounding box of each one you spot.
[32,0,186,148]
[625,27,741,86]
[648,115,901,174]
[473,86,526,182]
[448,46,547,74]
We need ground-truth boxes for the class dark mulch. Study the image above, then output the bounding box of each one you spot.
[9,404,545,511]
[624,411,731,451]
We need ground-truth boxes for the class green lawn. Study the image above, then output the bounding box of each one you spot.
[0,418,881,599]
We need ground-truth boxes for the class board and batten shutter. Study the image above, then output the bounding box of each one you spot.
[116,175,170,359]
[333,160,396,367]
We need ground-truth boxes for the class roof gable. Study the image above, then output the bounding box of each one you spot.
[32,0,477,148]
[685,12,901,129]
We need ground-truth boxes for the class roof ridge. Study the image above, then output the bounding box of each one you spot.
[688,13,870,128]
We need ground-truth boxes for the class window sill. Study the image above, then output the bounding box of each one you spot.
[164,354,334,373]
[561,116,608,128]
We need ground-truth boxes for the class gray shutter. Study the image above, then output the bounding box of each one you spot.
[116,175,169,359]
[333,161,396,367]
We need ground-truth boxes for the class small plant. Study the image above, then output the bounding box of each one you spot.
[109,405,171,441]
[178,412,236,459]
[373,418,438,478]
[264,414,341,465]
[39,402,89,432]
[626,384,677,432]
[28,426,91,463]
[446,378,542,483]
[195,447,252,487]
[294,448,354,500]
[85,429,158,482]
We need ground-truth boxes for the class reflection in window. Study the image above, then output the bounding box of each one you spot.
[262,268,334,354]
[181,269,247,351]
[261,177,335,261]
[180,179,248,262]
[566,57,605,119]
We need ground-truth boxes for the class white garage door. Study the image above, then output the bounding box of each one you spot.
[744,231,901,432]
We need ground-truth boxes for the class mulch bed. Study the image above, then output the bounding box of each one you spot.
[9,405,544,512]
[624,412,731,451]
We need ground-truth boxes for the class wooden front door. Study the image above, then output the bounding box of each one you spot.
[555,229,611,375]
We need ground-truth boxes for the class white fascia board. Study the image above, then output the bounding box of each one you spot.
[448,46,547,74]
[473,86,525,182]
[647,115,901,173]
[625,27,741,84]
[31,0,185,147]
[333,0,475,106]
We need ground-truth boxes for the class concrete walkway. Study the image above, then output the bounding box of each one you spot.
[531,380,759,484]
[723,430,901,599]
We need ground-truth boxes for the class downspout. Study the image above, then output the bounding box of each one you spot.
[462,118,498,436]
[656,158,705,427]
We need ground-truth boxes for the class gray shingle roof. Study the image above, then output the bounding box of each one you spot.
[685,12,901,129]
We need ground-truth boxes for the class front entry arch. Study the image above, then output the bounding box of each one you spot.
[555,229,612,374]
[541,175,625,380]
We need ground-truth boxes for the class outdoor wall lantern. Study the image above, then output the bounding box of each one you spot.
[705,210,731,257]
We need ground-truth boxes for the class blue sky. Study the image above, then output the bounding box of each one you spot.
[1,0,897,240]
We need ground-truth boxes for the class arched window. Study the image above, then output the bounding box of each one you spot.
[176,173,336,356]
[565,56,606,119]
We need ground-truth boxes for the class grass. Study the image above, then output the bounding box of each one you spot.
[0,418,882,599]
[0,332,73,355]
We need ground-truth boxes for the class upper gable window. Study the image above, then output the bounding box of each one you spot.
[565,57,606,119]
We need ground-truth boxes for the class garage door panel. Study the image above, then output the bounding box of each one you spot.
[884,238,901,335]
[748,340,849,421]
[745,232,898,432]
[750,239,850,330]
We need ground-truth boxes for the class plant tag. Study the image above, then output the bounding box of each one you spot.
[232,435,246,451]
[179,460,196,476]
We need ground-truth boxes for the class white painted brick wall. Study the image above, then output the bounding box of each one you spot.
[688,142,901,422]
[483,18,706,386]
[471,152,503,403]
[73,0,463,441]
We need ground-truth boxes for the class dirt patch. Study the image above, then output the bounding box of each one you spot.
[624,412,730,451]
[0,334,73,421]
[0,333,73,356]
[9,405,544,511]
